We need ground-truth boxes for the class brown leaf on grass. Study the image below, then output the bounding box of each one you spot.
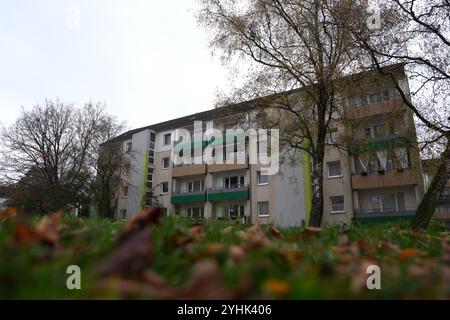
[302,227,321,237]
[0,207,17,221]
[244,221,268,250]
[35,211,62,247]
[12,211,61,247]
[265,279,290,297]
[173,224,204,247]
[382,241,400,251]
[120,207,161,242]
[189,224,203,241]
[206,243,225,255]
[98,228,153,277]
[98,260,242,300]
[12,224,41,245]
[229,245,246,262]
[399,248,426,261]
[268,226,284,239]
[172,260,236,300]
[280,250,303,267]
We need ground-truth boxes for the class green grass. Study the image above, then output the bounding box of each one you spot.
[0,215,448,299]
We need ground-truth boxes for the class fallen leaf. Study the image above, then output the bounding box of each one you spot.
[172,260,236,300]
[120,207,161,242]
[35,211,62,247]
[265,279,290,297]
[399,248,425,261]
[229,245,245,262]
[382,241,400,251]
[0,207,17,221]
[188,224,203,241]
[98,228,153,276]
[302,227,322,236]
[12,224,41,245]
[206,243,225,255]
[269,227,283,239]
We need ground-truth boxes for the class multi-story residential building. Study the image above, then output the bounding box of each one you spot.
[106,64,425,226]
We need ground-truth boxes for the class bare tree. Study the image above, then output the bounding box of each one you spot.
[198,0,365,226]
[0,100,122,214]
[338,0,450,229]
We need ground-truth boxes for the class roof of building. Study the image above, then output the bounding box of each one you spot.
[105,63,406,145]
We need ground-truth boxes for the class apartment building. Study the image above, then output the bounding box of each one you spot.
[107,64,425,226]
[422,159,450,223]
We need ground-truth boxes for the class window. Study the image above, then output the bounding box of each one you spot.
[363,127,372,138]
[148,153,155,165]
[150,132,156,143]
[163,133,171,146]
[373,125,385,137]
[257,201,269,217]
[162,157,170,169]
[330,196,345,213]
[257,171,269,185]
[187,207,204,218]
[120,209,127,220]
[371,193,397,212]
[224,176,245,189]
[220,204,245,220]
[161,182,169,194]
[188,180,203,192]
[125,142,132,152]
[369,93,381,104]
[122,186,128,197]
[328,161,342,178]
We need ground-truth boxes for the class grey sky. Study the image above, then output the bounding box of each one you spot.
[0,0,229,130]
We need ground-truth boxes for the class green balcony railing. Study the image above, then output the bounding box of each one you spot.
[207,186,249,202]
[171,191,206,205]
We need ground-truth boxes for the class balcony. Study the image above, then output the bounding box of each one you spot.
[172,163,207,177]
[208,162,249,173]
[345,98,405,120]
[353,208,416,223]
[351,168,418,189]
[171,191,206,205]
[207,186,250,202]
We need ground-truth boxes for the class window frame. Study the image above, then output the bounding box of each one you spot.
[257,171,269,185]
[161,182,169,194]
[327,161,342,178]
[330,196,345,214]
[257,201,270,217]
[122,186,128,198]
[162,157,170,169]
[163,133,171,146]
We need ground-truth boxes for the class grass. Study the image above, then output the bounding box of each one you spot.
[0,214,449,299]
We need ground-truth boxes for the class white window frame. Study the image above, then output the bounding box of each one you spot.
[163,133,171,146]
[257,201,270,217]
[162,157,170,169]
[327,161,342,178]
[330,196,345,214]
[161,182,169,194]
[257,171,269,185]
[122,186,128,198]
[187,180,204,193]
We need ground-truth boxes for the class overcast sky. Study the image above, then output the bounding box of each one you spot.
[0,0,230,130]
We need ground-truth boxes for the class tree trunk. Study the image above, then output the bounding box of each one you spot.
[309,162,324,227]
[411,141,450,230]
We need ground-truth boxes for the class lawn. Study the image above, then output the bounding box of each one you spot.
[0,208,449,299]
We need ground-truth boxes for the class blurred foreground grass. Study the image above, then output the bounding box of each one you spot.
[0,213,449,299]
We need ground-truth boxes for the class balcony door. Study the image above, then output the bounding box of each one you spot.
[224,176,245,189]
[187,180,204,193]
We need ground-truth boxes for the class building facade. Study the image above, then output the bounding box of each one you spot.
[108,64,426,226]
